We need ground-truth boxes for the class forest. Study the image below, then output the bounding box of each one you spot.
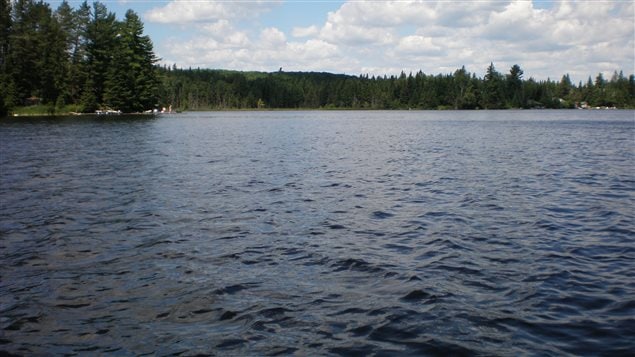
[158,66,635,111]
[1,0,158,116]
[1,0,634,116]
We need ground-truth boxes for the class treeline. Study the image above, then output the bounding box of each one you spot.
[159,65,635,111]
[1,0,634,116]
[1,0,158,116]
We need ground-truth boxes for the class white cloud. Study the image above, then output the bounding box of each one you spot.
[196,20,250,48]
[150,0,634,82]
[226,32,251,48]
[160,35,346,73]
[292,25,319,38]
[324,0,436,28]
[260,27,286,47]
[200,20,232,36]
[320,21,395,46]
[316,0,433,46]
[396,35,442,55]
[145,0,280,24]
[433,1,500,28]
[288,39,339,61]
[482,1,548,41]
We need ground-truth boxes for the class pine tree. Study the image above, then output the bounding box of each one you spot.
[84,2,117,110]
[68,1,91,103]
[593,73,606,106]
[0,0,12,115]
[6,0,66,106]
[39,6,67,105]
[506,64,524,108]
[79,77,97,112]
[557,74,573,98]
[8,0,40,103]
[482,62,503,109]
[104,10,158,112]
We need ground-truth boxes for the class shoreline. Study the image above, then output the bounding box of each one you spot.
[5,106,629,118]
[7,111,170,118]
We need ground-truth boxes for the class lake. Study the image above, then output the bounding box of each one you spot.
[1,110,634,355]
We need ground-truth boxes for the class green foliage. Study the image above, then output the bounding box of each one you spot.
[10,103,81,115]
[3,0,158,114]
[156,64,634,110]
[65,1,91,103]
[506,64,525,108]
[7,0,66,104]
[103,10,158,112]
[0,0,11,116]
[79,78,98,113]
[482,63,504,109]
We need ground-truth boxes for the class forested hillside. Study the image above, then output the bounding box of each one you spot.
[157,65,635,111]
[1,0,634,116]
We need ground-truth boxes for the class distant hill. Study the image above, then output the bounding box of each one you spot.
[156,66,635,111]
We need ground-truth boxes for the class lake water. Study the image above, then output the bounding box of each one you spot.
[1,110,634,355]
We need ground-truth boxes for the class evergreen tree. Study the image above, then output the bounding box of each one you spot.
[556,74,576,107]
[593,73,606,106]
[482,62,504,109]
[628,75,635,107]
[39,7,67,105]
[125,10,159,110]
[68,1,91,103]
[55,0,88,103]
[8,0,43,103]
[103,10,158,112]
[79,77,98,112]
[7,0,66,106]
[506,64,524,108]
[84,2,117,110]
[582,76,594,104]
[0,0,12,115]
[55,1,76,60]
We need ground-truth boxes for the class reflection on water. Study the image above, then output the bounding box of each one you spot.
[1,110,634,355]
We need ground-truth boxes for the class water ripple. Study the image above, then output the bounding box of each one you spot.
[1,111,634,355]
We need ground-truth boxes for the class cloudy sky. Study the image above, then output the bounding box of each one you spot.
[59,0,635,82]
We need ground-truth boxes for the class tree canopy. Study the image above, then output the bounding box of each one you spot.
[1,0,158,115]
[156,66,635,111]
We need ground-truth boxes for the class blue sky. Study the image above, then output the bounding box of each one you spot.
[49,1,634,82]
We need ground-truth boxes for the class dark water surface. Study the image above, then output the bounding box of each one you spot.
[1,110,634,355]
